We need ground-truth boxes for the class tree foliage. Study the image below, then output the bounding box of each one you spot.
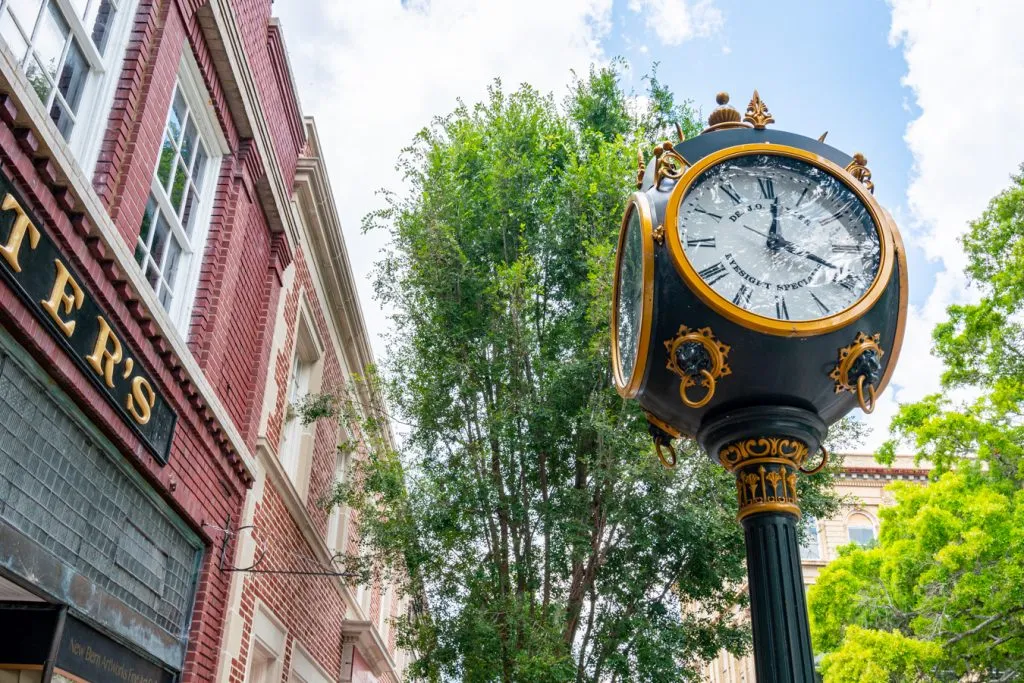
[813,169,1024,681]
[303,65,853,682]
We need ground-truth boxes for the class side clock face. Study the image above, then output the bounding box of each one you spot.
[676,154,882,323]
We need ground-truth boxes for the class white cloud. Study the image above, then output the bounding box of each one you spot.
[860,0,1024,450]
[627,0,723,46]
[273,0,615,360]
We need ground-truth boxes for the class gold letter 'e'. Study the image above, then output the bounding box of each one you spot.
[85,317,122,388]
[0,194,40,272]
[41,259,84,337]
[126,376,156,425]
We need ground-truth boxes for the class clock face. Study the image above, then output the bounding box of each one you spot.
[676,154,881,322]
[615,205,645,382]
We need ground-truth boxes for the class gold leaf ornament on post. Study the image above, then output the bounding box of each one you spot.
[664,326,731,409]
[743,90,775,130]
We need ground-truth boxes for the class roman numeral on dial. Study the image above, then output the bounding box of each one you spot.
[698,262,729,286]
[732,284,752,307]
[693,206,723,220]
[835,274,862,292]
[719,183,743,204]
[775,296,789,320]
[831,243,865,254]
[820,211,845,226]
[686,236,717,249]
[810,292,830,314]
[757,178,775,199]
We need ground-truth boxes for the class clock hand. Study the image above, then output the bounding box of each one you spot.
[767,196,782,249]
[741,225,837,269]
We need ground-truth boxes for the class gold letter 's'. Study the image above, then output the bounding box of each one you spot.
[126,376,156,425]
[41,259,84,337]
[85,317,122,388]
[0,194,40,272]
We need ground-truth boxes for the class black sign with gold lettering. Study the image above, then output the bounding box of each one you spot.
[0,170,175,463]
[56,616,177,683]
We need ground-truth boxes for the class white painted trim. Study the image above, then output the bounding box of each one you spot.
[68,0,140,176]
[288,642,332,683]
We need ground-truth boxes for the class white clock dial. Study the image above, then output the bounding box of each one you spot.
[676,154,881,322]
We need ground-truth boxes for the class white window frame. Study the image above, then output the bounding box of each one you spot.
[798,515,821,561]
[278,309,323,495]
[326,447,351,552]
[247,602,287,683]
[847,511,877,547]
[0,0,138,174]
[288,642,332,683]
[136,50,226,333]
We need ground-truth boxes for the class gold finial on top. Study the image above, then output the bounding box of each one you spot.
[703,91,749,134]
[743,90,775,130]
[636,147,646,189]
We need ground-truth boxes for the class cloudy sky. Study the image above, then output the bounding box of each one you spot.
[274,0,1024,451]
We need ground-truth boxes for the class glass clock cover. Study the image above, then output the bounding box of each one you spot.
[676,154,881,322]
[615,206,644,382]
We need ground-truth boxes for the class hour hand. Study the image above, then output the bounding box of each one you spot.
[767,197,782,248]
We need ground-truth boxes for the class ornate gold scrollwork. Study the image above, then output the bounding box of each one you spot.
[651,224,665,245]
[830,331,885,414]
[845,153,875,194]
[636,147,646,189]
[664,326,731,409]
[743,90,775,130]
[718,437,822,521]
[653,141,688,190]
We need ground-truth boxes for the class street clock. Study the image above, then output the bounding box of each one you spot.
[611,91,908,683]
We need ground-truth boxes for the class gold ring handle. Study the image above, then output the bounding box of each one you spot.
[856,375,876,414]
[679,369,716,409]
[655,440,677,468]
[799,444,829,476]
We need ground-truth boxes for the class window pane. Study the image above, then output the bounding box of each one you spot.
[33,2,69,84]
[158,281,172,309]
[49,95,72,136]
[24,55,53,102]
[156,133,175,188]
[849,527,875,547]
[89,0,115,53]
[5,0,43,31]
[0,9,30,63]
[167,89,186,143]
[170,159,187,211]
[180,119,196,166]
[192,143,207,188]
[145,259,160,288]
[181,186,200,237]
[56,37,86,109]
[133,240,147,266]
[163,237,182,289]
[798,516,820,560]
[138,195,157,250]
[149,211,170,265]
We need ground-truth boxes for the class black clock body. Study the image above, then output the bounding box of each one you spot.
[630,127,907,440]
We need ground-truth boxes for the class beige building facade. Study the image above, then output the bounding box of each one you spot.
[701,453,929,683]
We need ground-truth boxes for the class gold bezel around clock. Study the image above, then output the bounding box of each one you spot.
[662,143,897,337]
[612,192,656,398]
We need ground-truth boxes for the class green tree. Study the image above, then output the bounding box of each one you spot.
[812,169,1024,681]
[303,66,854,682]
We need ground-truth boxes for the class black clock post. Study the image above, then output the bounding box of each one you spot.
[611,92,907,682]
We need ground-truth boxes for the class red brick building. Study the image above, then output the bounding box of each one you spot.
[0,0,408,681]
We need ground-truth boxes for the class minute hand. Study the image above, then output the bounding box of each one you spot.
[741,224,837,270]
[777,239,837,269]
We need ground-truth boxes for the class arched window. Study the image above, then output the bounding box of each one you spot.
[798,515,821,560]
[847,512,876,546]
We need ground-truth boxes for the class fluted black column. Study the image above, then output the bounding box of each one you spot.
[743,512,815,683]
